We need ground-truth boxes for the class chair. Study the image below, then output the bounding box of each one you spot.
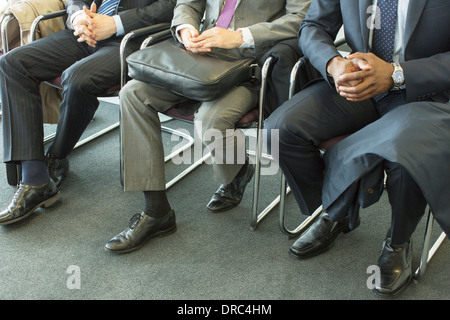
[133,29,280,229]
[279,52,447,281]
[2,7,170,186]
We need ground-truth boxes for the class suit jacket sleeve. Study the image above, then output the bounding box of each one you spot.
[246,0,311,58]
[65,0,176,33]
[171,0,206,32]
[298,0,343,83]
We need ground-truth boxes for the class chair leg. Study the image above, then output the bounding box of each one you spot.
[414,207,447,280]
[249,55,276,230]
[161,126,195,164]
[161,124,207,190]
[73,122,120,149]
[277,174,322,239]
[248,148,278,230]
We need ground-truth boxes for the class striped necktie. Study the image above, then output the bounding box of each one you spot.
[372,0,398,101]
[98,0,120,16]
[216,0,238,29]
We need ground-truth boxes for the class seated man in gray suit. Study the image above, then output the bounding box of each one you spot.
[104,0,311,253]
[0,0,176,226]
[265,0,449,297]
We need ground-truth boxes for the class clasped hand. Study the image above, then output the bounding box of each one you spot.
[179,27,244,54]
[327,52,395,102]
[73,3,117,47]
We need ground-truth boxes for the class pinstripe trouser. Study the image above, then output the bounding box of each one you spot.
[0,29,127,162]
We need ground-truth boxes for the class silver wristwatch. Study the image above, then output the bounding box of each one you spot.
[391,62,405,90]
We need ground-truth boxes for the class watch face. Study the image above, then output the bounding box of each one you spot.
[393,71,404,84]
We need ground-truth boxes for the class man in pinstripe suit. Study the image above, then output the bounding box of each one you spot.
[0,0,176,226]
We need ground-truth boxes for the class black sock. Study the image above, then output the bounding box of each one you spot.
[21,160,50,186]
[143,191,171,218]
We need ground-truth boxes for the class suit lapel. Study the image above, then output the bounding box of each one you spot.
[358,0,372,52]
[404,0,427,47]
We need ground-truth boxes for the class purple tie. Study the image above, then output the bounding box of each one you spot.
[216,0,238,29]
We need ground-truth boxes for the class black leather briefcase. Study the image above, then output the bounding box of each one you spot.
[127,38,257,102]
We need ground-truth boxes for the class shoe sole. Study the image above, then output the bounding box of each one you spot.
[207,166,255,213]
[104,224,177,254]
[289,219,352,259]
[0,192,61,226]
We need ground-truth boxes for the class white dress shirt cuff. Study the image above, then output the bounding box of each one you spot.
[69,10,84,29]
[113,15,125,36]
[237,27,254,48]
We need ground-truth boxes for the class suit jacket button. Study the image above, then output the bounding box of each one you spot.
[367,188,374,194]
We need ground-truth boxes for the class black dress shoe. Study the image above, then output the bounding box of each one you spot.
[374,238,412,298]
[289,212,353,259]
[46,154,69,187]
[105,210,177,254]
[206,161,255,213]
[0,180,60,226]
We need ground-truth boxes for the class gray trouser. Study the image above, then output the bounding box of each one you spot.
[120,79,258,191]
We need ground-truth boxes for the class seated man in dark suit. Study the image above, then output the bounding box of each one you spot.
[104,0,311,253]
[265,0,449,298]
[0,0,176,226]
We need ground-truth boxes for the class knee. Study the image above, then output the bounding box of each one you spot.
[0,53,7,72]
[119,80,138,103]
[60,67,94,95]
[0,49,21,74]
[119,80,152,112]
[194,106,235,141]
[265,103,308,147]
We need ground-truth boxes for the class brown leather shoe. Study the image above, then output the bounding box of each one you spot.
[0,180,60,226]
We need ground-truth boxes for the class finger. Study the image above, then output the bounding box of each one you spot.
[347,52,370,60]
[185,46,211,54]
[341,93,371,102]
[185,39,204,49]
[83,6,96,18]
[337,70,367,84]
[190,33,212,43]
[78,34,97,46]
[350,58,372,71]
[77,25,95,39]
[90,3,97,13]
[193,36,217,46]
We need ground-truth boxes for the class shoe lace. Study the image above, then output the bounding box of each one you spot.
[11,182,26,202]
[128,213,144,229]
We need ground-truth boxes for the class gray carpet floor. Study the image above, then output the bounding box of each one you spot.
[0,98,448,301]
